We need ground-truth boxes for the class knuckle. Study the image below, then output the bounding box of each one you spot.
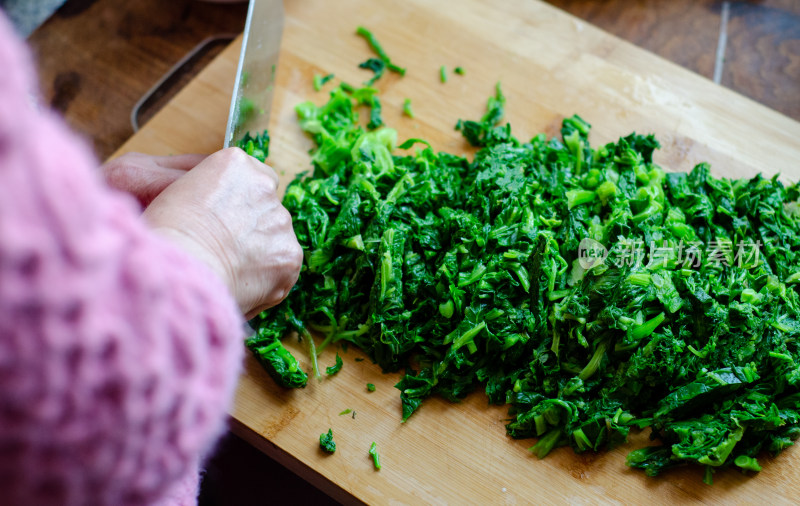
[254,162,280,191]
[289,240,304,271]
[262,163,279,178]
[275,205,294,227]
[103,159,132,186]
[223,146,247,159]
[216,147,249,169]
[262,174,278,193]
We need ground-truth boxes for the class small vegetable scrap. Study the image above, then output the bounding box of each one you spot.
[367,383,376,392]
[248,27,800,483]
[440,65,447,83]
[319,429,336,453]
[368,442,381,470]
[326,353,343,376]
[339,409,352,416]
[358,58,385,86]
[355,26,406,76]
[402,98,414,118]
[454,66,465,75]
[314,73,335,91]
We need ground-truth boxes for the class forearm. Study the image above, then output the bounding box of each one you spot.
[0,13,244,505]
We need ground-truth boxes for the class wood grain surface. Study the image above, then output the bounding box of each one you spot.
[112,0,800,503]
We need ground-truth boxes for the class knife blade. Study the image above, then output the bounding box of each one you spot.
[224,0,284,148]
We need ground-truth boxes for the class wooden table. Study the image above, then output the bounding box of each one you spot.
[26,0,800,503]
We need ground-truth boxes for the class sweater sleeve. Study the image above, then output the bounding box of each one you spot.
[0,13,244,506]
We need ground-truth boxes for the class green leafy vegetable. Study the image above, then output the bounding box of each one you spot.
[326,353,344,376]
[734,455,762,472]
[367,383,376,392]
[236,130,270,162]
[245,325,307,389]
[339,409,352,416]
[454,66,465,75]
[250,53,800,482]
[319,429,336,453]
[359,58,385,86]
[440,65,447,83]
[314,73,335,91]
[368,442,381,470]
[403,98,414,118]
[351,86,383,131]
[356,26,405,76]
[455,83,509,147]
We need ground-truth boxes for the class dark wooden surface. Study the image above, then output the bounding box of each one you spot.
[547,0,800,121]
[20,0,800,504]
[27,0,249,159]
[722,1,800,120]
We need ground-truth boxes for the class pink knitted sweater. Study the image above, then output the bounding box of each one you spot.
[0,13,244,506]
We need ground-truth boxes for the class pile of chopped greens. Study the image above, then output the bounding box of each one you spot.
[244,30,800,483]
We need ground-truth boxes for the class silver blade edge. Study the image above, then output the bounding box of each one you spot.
[224,0,284,148]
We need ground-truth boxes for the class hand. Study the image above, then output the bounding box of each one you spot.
[143,148,303,319]
[101,152,207,207]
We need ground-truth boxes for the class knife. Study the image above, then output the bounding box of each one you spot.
[224,0,285,149]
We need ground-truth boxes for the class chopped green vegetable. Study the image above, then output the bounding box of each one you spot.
[367,95,383,130]
[734,455,762,472]
[350,86,383,130]
[359,58,385,86]
[454,66,465,75]
[236,130,270,162]
[250,35,800,482]
[367,383,376,392]
[403,98,414,118]
[356,26,405,76]
[326,353,344,376]
[455,82,508,147]
[245,326,307,389]
[339,409,352,416]
[313,73,335,91]
[319,429,336,453]
[368,442,381,470]
[440,65,447,83]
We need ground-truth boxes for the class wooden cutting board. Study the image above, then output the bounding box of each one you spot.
[114,0,800,503]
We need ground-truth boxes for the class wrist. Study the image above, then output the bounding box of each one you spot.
[150,226,239,309]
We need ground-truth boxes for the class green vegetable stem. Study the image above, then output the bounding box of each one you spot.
[369,442,381,470]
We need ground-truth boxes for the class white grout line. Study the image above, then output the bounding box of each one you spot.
[713,1,731,84]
